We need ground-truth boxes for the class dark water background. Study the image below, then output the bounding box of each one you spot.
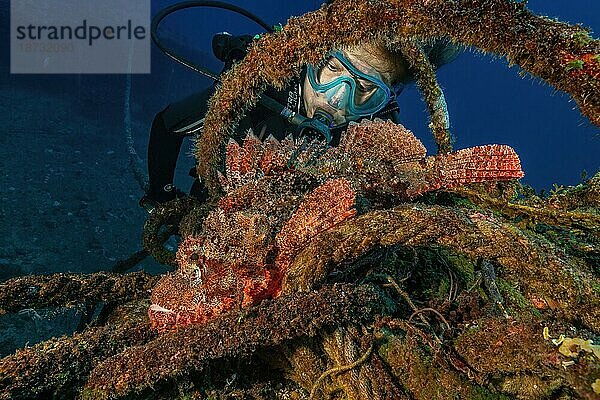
[0,0,598,355]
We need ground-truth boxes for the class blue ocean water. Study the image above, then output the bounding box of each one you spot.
[0,0,598,355]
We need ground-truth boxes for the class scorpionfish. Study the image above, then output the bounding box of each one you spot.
[149,119,524,332]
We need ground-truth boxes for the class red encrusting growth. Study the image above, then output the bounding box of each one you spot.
[561,51,600,80]
[409,144,525,197]
[275,178,357,273]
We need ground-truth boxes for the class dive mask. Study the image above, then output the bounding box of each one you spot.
[306,51,393,119]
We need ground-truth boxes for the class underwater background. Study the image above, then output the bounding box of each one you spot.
[0,0,598,356]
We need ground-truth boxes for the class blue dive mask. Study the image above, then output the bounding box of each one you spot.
[306,51,393,119]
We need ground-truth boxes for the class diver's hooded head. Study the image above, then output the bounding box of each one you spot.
[302,37,460,127]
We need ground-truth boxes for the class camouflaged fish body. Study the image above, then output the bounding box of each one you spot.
[149,119,524,332]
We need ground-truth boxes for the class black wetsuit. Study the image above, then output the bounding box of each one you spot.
[145,35,401,205]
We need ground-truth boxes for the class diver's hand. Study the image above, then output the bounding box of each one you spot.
[139,184,187,214]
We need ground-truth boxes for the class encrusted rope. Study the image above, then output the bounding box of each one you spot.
[196,0,600,197]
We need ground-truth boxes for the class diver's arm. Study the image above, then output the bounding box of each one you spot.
[143,33,253,207]
[144,87,214,205]
[145,110,185,203]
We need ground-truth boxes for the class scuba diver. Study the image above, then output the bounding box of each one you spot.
[140,8,460,212]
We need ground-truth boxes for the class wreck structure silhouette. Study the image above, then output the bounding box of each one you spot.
[1,0,599,399]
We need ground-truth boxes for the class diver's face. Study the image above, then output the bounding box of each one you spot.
[303,47,395,126]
